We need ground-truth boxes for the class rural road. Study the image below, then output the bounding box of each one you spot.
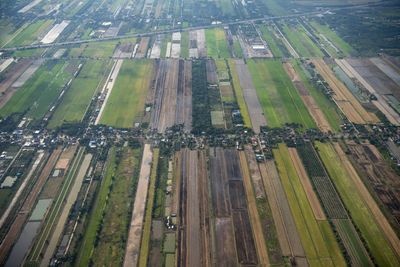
[0,1,389,53]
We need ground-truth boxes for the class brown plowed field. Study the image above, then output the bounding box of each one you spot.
[239,151,270,266]
[347,142,400,228]
[215,218,237,266]
[232,210,258,265]
[177,150,187,267]
[197,150,212,267]
[234,59,267,133]
[150,59,192,133]
[206,59,218,84]
[311,59,378,124]
[135,37,150,58]
[177,149,212,267]
[229,180,247,210]
[210,147,230,217]
[288,148,326,220]
[224,149,242,181]
[0,147,62,264]
[333,142,400,258]
[187,150,201,266]
[244,146,265,199]
[259,160,306,258]
[283,62,332,132]
[0,59,34,109]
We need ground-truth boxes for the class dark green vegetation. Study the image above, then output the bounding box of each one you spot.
[317,3,400,56]
[191,60,212,134]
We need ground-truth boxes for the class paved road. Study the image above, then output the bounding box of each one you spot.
[0,1,388,53]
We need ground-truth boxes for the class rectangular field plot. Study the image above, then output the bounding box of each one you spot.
[100,60,153,128]
[232,211,258,265]
[6,20,54,47]
[49,60,113,128]
[149,59,192,132]
[316,141,400,267]
[215,218,237,266]
[234,59,267,133]
[209,147,231,217]
[274,143,344,266]
[176,149,212,267]
[0,60,73,120]
[248,59,316,128]
[209,147,258,265]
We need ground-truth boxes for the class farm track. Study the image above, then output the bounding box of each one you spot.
[0,148,61,264]
[29,145,82,263]
[333,142,400,259]
[239,151,270,266]
[234,59,267,133]
[123,144,153,267]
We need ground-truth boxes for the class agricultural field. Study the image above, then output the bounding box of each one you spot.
[100,60,153,128]
[49,60,113,128]
[77,145,141,266]
[296,142,371,266]
[307,20,354,57]
[2,0,400,266]
[0,60,73,120]
[227,59,252,128]
[205,28,231,58]
[316,141,400,267]
[5,20,53,47]
[248,59,316,129]
[273,143,345,266]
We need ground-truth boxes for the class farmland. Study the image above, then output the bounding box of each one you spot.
[100,60,153,128]
[5,20,53,47]
[227,59,252,128]
[316,141,400,267]
[296,142,372,265]
[273,143,343,266]
[49,60,113,128]
[248,59,316,129]
[0,60,73,120]
[1,0,400,266]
